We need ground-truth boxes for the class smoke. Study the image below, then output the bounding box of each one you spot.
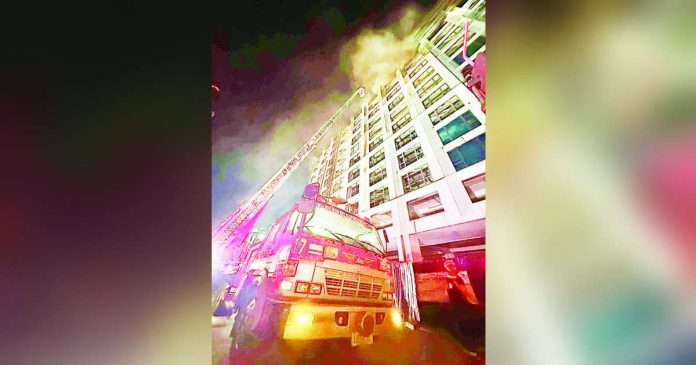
[212,3,428,228]
[341,5,423,92]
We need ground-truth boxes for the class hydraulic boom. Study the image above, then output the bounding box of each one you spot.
[212,87,366,272]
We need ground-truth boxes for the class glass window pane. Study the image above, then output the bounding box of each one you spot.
[437,111,481,145]
[407,193,444,220]
[288,211,303,234]
[463,174,486,202]
[370,211,393,229]
[447,134,485,171]
[467,35,486,57]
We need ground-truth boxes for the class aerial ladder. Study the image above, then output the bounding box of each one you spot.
[212,87,366,279]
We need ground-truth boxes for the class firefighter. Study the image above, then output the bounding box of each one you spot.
[444,258,479,306]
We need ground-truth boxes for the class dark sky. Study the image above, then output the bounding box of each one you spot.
[211,0,434,229]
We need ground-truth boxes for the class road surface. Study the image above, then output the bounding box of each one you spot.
[212,316,484,364]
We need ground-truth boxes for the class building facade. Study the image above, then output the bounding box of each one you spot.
[309,0,486,316]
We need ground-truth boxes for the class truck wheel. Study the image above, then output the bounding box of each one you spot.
[229,270,269,358]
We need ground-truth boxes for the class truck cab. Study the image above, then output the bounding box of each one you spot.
[229,183,402,350]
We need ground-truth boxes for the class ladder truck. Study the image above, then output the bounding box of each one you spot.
[212,87,366,313]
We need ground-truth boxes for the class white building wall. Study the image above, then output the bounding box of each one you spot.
[308,0,486,261]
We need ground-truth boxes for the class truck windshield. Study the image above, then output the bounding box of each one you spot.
[303,204,385,257]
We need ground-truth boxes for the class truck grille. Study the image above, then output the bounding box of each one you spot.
[325,269,383,299]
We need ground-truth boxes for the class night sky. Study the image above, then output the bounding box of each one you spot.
[212,0,435,229]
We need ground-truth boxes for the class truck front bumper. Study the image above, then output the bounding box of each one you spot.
[281,303,403,341]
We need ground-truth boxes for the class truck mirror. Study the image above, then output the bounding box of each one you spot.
[302,183,320,200]
[298,183,319,214]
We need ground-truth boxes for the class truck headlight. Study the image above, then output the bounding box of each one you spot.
[280,280,293,291]
[292,312,314,326]
[391,311,402,327]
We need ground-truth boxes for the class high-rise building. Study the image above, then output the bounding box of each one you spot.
[309,0,486,314]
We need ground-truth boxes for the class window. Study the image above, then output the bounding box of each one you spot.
[447,134,485,171]
[427,23,446,42]
[466,35,486,57]
[422,84,451,108]
[394,127,418,150]
[352,134,361,145]
[390,105,409,122]
[437,111,482,145]
[429,96,465,125]
[369,127,382,141]
[391,112,412,134]
[398,144,424,169]
[368,106,380,119]
[352,124,361,135]
[417,74,443,98]
[368,116,381,130]
[347,183,359,198]
[407,59,428,79]
[369,167,387,186]
[473,2,486,20]
[401,166,433,193]
[285,210,301,234]
[431,23,453,46]
[349,154,360,167]
[454,35,486,64]
[353,111,363,121]
[439,25,463,51]
[370,187,390,208]
[351,121,361,132]
[407,193,444,220]
[346,202,358,214]
[370,211,393,229]
[385,81,400,100]
[404,55,424,75]
[463,174,485,202]
[348,168,360,182]
[385,86,401,101]
[388,94,404,111]
[445,41,462,58]
[369,149,385,167]
[351,143,360,156]
[412,67,435,88]
[368,135,383,152]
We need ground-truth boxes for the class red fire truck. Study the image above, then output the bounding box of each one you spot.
[228,183,403,354]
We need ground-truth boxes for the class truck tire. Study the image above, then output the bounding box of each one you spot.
[228,270,270,359]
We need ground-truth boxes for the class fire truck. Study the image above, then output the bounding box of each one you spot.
[227,183,403,353]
